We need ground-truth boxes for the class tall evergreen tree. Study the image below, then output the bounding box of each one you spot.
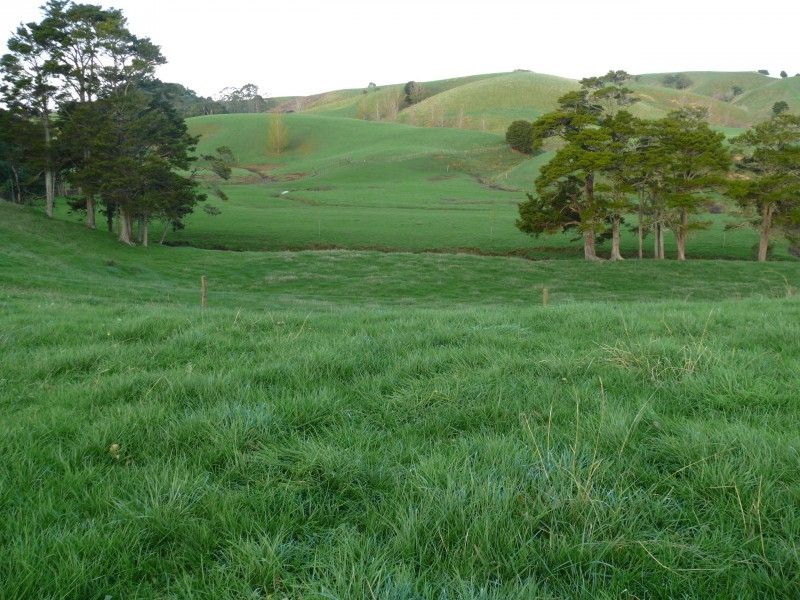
[729,113,800,261]
[521,71,638,259]
[645,108,729,260]
[1,17,64,217]
[62,90,202,245]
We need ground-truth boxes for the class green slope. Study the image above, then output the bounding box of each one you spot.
[177,113,790,256]
[397,71,578,132]
[633,71,773,99]
[41,110,792,256]
[734,76,800,120]
[284,70,793,134]
[296,73,507,119]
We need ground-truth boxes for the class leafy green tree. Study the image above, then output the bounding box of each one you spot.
[505,120,533,153]
[730,113,800,261]
[43,0,154,228]
[62,89,202,245]
[773,101,789,116]
[1,18,64,217]
[0,108,43,203]
[780,70,788,79]
[596,111,641,260]
[403,81,424,105]
[643,108,729,260]
[758,69,770,76]
[520,71,638,259]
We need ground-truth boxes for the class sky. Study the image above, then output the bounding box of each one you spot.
[1,0,799,98]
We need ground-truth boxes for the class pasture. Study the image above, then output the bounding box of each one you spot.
[3,202,800,598]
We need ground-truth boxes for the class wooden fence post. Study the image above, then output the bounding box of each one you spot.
[542,287,549,307]
[201,275,208,309]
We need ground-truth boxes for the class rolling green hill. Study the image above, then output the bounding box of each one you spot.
[734,75,800,120]
[633,71,772,99]
[43,109,792,257]
[397,71,577,132]
[276,70,796,134]
[177,112,786,257]
[289,73,506,119]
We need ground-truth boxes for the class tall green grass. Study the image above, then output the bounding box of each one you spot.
[2,202,800,597]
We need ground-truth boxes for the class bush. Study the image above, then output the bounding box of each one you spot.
[505,120,534,154]
[662,73,693,90]
[772,101,789,116]
[403,81,424,105]
[758,69,770,75]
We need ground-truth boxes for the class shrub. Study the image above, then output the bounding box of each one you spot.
[772,101,789,116]
[403,81,424,105]
[662,73,693,90]
[505,120,534,154]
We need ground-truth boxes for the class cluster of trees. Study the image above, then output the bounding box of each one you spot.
[662,73,693,90]
[760,69,799,79]
[214,83,272,114]
[513,71,800,261]
[0,0,213,245]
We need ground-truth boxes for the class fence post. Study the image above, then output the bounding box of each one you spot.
[542,287,549,307]
[201,275,208,309]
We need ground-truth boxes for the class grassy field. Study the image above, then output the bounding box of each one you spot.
[3,202,800,598]
[7,69,800,598]
[44,111,793,259]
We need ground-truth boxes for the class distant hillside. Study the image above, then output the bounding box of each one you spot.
[397,72,577,132]
[733,76,800,120]
[271,70,798,133]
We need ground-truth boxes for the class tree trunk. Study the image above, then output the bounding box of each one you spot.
[758,203,774,262]
[676,208,688,260]
[637,201,643,260]
[118,206,134,245]
[582,173,600,261]
[86,195,96,229]
[583,229,599,260]
[610,215,624,260]
[653,209,665,260]
[141,215,149,247]
[44,169,55,218]
[42,115,55,218]
[107,202,115,232]
[84,147,95,229]
[160,221,170,245]
[11,166,22,204]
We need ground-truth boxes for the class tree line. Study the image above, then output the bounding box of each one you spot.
[510,71,800,261]
[0,0,237,245]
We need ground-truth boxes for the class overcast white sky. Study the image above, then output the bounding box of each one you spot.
[2,0,799,98]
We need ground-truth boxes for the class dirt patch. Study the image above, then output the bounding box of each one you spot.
[473,175,520,192]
